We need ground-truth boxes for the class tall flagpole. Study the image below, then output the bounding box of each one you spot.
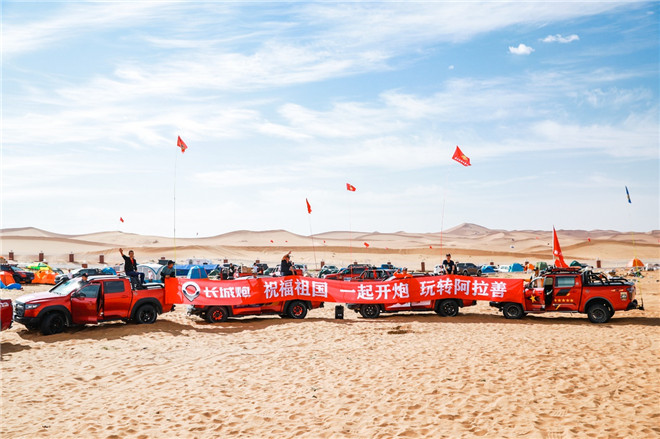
[173,145,177,261]
[308,217,317,270]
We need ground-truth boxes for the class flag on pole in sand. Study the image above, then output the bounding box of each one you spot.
[452,146,471,166]
[120,217,124,223]
[177,136,188,153]
[625,186,631,203]
[552,226,568,268]
[306,198,312,214]
[363,242,369,248]
[346,183,356,191]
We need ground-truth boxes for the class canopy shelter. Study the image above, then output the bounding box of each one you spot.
[628,258,644,268]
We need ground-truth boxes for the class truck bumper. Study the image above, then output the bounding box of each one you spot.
[489,301,504,309]
[13,315,38,327]
[626,299,644,311]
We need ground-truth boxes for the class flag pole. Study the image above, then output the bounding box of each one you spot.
[173,145,177,262]
[308,217,317,270]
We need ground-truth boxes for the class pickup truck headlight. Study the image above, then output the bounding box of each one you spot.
[620,292,628,301]
[25,303,40,310]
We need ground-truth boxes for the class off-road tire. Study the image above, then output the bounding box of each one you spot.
[206,306,229,323]
[436,299,460,317]
[502,303,524,319]
[135,304,158,324]
[587,303,610,324]
[359,304,380,319]
[287,300,308,319]
[41,312,66,335]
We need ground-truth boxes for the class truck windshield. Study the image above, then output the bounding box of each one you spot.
[49,278,84,296]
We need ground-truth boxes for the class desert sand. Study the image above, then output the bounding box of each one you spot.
[1,225,659,438]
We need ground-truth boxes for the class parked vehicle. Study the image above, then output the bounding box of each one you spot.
[54,268,106,285]
[318,265,339,277]
[13,275,175,335]
[347,298,477,319]
[456,262,482,276]
[188,300,324,322]
[489,267,643,323]
[1,298,12,331]
[497,265,510,273]
[324,264,373,280]
[346,268,395,281]
[0,264,34,284]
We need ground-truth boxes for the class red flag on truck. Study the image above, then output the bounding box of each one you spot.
[553,227,568,268]
[452,146,471,166]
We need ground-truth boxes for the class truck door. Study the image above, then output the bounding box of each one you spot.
[71,283,101,324]
[551,275,580,311]
[102,280,132,318]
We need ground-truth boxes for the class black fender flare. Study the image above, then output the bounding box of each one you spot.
[35,305,73,326]
[583,297,614,314]
[130,298,163,321]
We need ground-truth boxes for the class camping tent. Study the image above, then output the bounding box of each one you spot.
[138,264,164,283]
[628,258,644,268]
[481,265,496,273]
[187,265,208,279]
[508,263,524,272]
[570,260,584,267]
[535,262,548,271]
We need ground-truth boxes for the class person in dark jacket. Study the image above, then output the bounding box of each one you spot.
[442,254,457,275]
[119,248,145,284]
[280,252,294,276]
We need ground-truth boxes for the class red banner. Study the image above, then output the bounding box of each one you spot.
[165,275,524,306]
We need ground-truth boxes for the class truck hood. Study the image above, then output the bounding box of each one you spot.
[15,291,63,304]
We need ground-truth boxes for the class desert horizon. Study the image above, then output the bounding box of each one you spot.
[1,223,658,269]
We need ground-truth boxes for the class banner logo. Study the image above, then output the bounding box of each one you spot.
[182,281,201,302]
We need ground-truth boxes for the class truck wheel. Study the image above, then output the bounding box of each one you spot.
[135,304,157,324]
[359,304,380,319]
[206,306,229,323]
[587,303,610,323]
[436,299,460,317]
[41,312,66,335]
[287,300,308,319]
[477,270,482,276]
[502,303,524,319]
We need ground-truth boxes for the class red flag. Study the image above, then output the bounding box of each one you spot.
[270,240,274,243]
[363,242,369,248]
[346,183,356,191]
[120,217,124,223]
[552,227,568,268]
[306,198,312,214]
[429,245,433,249]
[452,145,471,166]
[177,136,188,153]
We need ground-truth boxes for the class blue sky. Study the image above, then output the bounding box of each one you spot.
[2,1,658,237]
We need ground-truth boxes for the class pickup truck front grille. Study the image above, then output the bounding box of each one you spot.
[14,302,24,317]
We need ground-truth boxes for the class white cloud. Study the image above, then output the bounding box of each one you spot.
[448,65,455,70]
[508,43,535,55]
[542,34,580,43]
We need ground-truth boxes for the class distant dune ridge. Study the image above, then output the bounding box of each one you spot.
[0,224,658,268]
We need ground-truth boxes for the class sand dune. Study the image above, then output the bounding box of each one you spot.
[1,224,658,270]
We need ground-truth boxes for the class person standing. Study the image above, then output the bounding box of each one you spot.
[280,252,294,276]
[119,248,145,284]
[442,254,457,275]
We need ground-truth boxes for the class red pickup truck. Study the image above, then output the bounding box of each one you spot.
[13,275,175,335]
[490,267,643,323]
[1,298,12,331]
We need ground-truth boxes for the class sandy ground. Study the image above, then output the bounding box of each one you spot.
[1,269,659,439]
